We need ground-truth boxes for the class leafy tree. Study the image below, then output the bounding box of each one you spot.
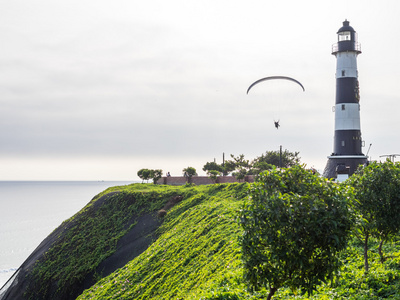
[183,167,197,184]
[150,169,163,184]
[183,167,197,177]
[221,160,236,176]
[203,149,300,177]
[348,160,400,271]
[203,162,223,173]
[202,157,240,176]
[232,168,247,182]
[230,154,250,170]
[228,154,251,180]
[137,168,151,183]
[239,166,353,299]
[247,161,274,175]
[206,170,220,183]
[253,149,300,168]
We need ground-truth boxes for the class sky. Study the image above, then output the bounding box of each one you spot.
[1,0,400,180]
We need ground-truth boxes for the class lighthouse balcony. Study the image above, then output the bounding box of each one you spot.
[332,41,361,54]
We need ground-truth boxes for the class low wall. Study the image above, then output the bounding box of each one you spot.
[157,175,255,186]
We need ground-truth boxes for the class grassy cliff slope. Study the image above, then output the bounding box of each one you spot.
[4,183,400,299]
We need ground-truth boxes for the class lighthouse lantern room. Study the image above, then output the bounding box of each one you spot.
[323,20,368,179]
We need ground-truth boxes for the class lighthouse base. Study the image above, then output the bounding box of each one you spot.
[323,155,368,179]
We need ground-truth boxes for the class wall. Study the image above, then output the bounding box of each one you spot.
[157,175,255,186]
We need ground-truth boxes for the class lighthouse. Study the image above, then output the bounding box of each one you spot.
[323,20,368,179]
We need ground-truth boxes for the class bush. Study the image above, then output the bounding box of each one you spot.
[239,165,354,298]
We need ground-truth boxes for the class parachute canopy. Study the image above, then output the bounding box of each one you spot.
[246,76,305,94]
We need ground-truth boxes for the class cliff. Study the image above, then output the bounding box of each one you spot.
[0,183,249,300]
[3,182,400,299]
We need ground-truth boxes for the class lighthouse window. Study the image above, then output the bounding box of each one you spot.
[338,31,351,41]
[341,141,345,147]
[342,70,345,76]
[341,104,345,110]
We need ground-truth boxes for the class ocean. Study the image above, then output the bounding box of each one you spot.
[0,181,132,288]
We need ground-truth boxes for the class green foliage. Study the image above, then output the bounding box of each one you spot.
[137,168,151,183]
[203,162,223,173]
[207,170,221,183]
[247,161,274,175]
[203,149,300,178]
[348,160,400,271]
[232,168,247,182]
[150,169,163,184]
[252,149,300,168]
[25,184,183,300]
[26,182,400,300]
[137,169,163,184]
[183,166,198,177]
[222,160,237,176]
[239,166,354,297]
[77,183,250,300]
[230,154,251,170]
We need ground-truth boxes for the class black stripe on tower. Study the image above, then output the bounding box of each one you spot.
[333,130,363,155]
[336,77,359,104]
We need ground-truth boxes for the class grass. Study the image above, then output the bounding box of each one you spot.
[24,183,185,299]
[77,183,250,300]
[24,182,400,299]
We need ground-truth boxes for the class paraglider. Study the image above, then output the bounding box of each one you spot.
[246,76,305,94]
[246,76,305,129]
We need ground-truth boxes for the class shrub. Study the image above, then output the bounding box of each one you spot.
[239,165,354,299]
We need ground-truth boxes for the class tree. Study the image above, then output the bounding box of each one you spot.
[207,170,220,183]
[203,162,223,173]
[182,166,197,177]
[239,166,353,299]
[230,154,250,170]
[348,160,400,271]
[202,160,235,176]
[150,169,163,184]
[182,167,197,182]
[253,149,300,168]
[137,169,151,183]
[221,160,236,176]
[232,168,247,182]
[247,161,274,175]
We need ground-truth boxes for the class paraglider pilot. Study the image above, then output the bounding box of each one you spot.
[274,120,280,129]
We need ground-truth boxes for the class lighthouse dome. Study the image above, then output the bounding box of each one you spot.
[337,20,355,33]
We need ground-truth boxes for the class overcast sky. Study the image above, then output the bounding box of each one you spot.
[1,0,399,180]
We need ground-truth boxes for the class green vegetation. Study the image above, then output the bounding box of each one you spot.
[183,166,198,177]
[203,149,300,180]
[207,170,221,183]
[348,160,400,272]
[77,183,250,300]
[23,163,400,299]
[25,184,184,300]
[240,166,354,299]
[137,169,163,184]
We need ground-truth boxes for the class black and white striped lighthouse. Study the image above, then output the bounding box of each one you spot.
[323,20,368,179]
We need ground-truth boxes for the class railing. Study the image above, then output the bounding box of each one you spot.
[332,42,361,53]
